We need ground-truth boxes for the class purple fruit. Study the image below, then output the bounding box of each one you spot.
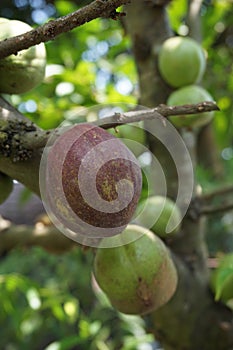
[45,123,142,238]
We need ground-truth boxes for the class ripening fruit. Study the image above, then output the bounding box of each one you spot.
[94,224,178,315]
[136,196,181,237]
[0,18,46,94]
[45,123,142,237]
[158,36,206,88]
[0,173,13,204]
[167,85,215,128]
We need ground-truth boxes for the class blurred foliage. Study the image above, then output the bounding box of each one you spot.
[1,0,138,130]
[0,0,233,348]
[0,247,154,350]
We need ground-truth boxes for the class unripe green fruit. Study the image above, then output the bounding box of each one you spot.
[158,36,206,88]
[167,85,215,128]
[110,122,146,157]
[0,18,46,94]
[0,18,9,23]
[136,196,181,237]
[94,225,178,315]
[0,173,13,204]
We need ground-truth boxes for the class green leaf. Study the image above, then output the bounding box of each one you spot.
[167,0,187,33]
[211,253,233,302]
[45,335,83,350]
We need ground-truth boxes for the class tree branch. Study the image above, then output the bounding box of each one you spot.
[202,185,233,201]
[188,190,233,220]
[201,202,233,215]
[0,98,42,195]
[0,0,129,59]
[0,215,79,255]
[187,0,203,42]
[0,97,219,154]
[0,97,219,196]
[96,101,219,129]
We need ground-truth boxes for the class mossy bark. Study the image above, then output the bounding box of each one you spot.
[0,97,41,196]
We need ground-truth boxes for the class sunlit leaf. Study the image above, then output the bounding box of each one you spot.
[211,254,233,302]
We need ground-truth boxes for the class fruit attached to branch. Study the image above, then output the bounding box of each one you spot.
[0,18,46,94]
[94,224,178,315]
[44,123,142,239]
[167,85,215,128]
[158,36,206,88]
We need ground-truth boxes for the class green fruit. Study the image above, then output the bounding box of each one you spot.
[158,36,206,88]
[0,173,13,204]
[110,122,146,157]
[46,123,142,237]
[0,18,46,94]
[94,224,178,315]
[167,85,215,128]
[0,18,9,23]
[136,196,181,237]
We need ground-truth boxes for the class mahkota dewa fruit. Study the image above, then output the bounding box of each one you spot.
[136,195,181,237]
[158,36,206,88]
[46,123,142,237]
[0,173,13,204]
[167,84,215,128]
[94,224,178,315]
[0,18,46,94]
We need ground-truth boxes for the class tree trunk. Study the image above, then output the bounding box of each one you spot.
[186,0,223,178]
[124,1,233,349]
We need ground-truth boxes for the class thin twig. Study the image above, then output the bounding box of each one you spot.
[201,202,233,215]
[95,101,219,128]
[155,101,219,116]
[0,215,79,255]
[187,0,203,42]
[0,0,129,59]
[9,101,218,150]
[1,101,218,150]
[202,185,233,201]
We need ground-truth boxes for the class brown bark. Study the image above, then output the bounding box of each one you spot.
[124,1,233,349]
[197,124,224,178]
[0,97,42,195]
[0,215,78,255]
[186,0,224,178]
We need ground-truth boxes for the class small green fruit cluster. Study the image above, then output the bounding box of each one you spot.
[0,18,46,94]
[93,225,178,315]
[158,36,214,128]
